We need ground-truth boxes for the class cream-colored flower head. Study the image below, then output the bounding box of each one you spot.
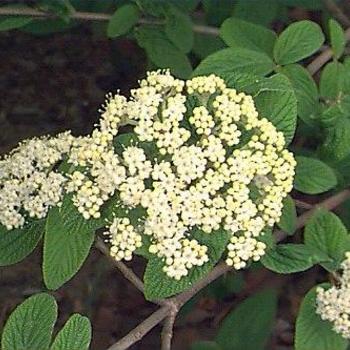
[0,70,296,280]
[316,252,350,339]
[99,70,295,279]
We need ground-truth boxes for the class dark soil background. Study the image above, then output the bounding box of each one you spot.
[0,15,340,350]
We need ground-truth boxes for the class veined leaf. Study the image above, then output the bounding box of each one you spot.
[279,64,319,124]
[136,26,192,79]
[304,209,350,271]
[261,244,318,273]
[43,195,104,290]
[51,314,92,350]
[193,47,275,77]
[216,289,277,350]
[0,219,45,266]
[1,293,57,350]
[329,19,345,59]
[277,195,297,235]
[294,156,337,194]
[220,17,276,56]
[273,20,324,65]
[165,5,194,53]
[107,4,140,38]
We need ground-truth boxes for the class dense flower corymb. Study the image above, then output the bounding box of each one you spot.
[0,70,296,280]
[316,252,350,339]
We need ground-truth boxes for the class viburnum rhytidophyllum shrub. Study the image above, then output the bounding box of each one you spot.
[0,70,295,281]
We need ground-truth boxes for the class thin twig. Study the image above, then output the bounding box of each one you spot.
[161,311,177,350]
[107,305,171,350]
[0,7,219,36]
[95,237,145,293]
[307,27,350,75]
[294,199,314,210]
[323,0,350,27]
[275,189,350,241]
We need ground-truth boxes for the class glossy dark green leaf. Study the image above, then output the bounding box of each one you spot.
[136,26,192,79]
[107,4,140,38]
[234,0,281,26]
[165,5,194,53]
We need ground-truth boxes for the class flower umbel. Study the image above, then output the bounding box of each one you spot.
[316,252,350,339]
[0,70,296,280]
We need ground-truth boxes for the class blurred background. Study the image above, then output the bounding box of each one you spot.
[0,0,349,349]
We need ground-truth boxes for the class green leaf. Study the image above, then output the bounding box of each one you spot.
[216,289,277,350]
[0,5,33,31]
[277,195,297,235]
[135,26,192,79]
[143,229,230,300]
[343,58,350,94]
[273,20,325,65]
[50,314,92,350]
[261,244,317,273]
[21,19,75,35]
[220,17,277,56]
[1,293,57,350]
[252,74,297,144]
[329,19,345,59]
[295,285,348,350]
[191,341,222,350]
[43,196,103,290]
[203,0,235,26]
[0,15,32,31]
[320,96,350,128]
[294,156,338,194]
[304,209,350,271]
[193,33,226,59]
[107,4,140,38]
[279,64,319,124]
[234,0,281,26]
[320,62,345,100]
[0,219,45,266]
[165,5,194,53]
[321,117,350,162]
[193,47,275,77]
[39,0,75,22]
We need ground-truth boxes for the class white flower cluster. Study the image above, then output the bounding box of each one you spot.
[103,217,142,261]
[316,252,350,339]
[100,70,295,279]
[0,132,73,229]
[0,70,296,281]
